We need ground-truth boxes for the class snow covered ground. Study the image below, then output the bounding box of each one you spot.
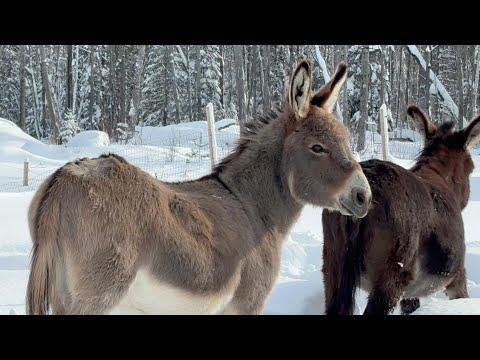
[1,117,480,315]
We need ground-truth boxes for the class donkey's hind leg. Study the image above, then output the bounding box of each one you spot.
[400,298,420,315]
[66,250,137,315]
[445,267,469,300]
[363,261,413,315]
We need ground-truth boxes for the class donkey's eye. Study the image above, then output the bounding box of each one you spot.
[311,144,327,154]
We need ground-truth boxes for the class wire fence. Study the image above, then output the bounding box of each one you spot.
[352,124,423,161]
[0,129,240,193]
[2,119,477,194]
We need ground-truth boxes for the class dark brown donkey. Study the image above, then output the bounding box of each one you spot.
[322,104,480,315]
[26,60,371,315]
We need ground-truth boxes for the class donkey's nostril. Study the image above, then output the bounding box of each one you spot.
[357,192,365,204]
[353,187,366,206]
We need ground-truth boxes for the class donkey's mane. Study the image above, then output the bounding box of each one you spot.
[213,104,283,174]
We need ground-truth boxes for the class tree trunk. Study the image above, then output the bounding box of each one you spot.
[234,45,246,127]
[473,45,480,116]
[256,45,266,115]
[425,46,431,116]
[357,46,369,152]
[185,46,193,122]
[456,46,464,128]
[27,46,42,138]
[18,45,26,130]
[219,45,225,111]
[73,45,79,114]
[108,45,117,138]
[132,45,146,127]
[88,45,95,129]
[262,45,271,113]
[66,45,73,112]
[39,45,59,143]
[396,46,403,127]
[194,46,202,121]
[168,45,181,124]
[405,51,410,127]
[119,45,126,126]
[162,47,169,126]
[343,45,349,129]
[380,46,386,105]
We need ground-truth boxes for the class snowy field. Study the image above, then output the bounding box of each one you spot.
[1,117,480,315]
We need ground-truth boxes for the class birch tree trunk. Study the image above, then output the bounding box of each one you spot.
[380,46,386,105]
[425,46,431,115]
[88,45,95,129]
[39,45,59,143]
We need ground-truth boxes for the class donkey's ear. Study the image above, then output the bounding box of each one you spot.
[407,104,437,142]
[462,114,480,150]
[289,60,313,120]
[311,61,347,113]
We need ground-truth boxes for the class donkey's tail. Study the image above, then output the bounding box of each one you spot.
[324,214,364,315]
[26,170,62,315]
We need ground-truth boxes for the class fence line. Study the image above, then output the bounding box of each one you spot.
[5,104,476,194]
[0,119,240,193]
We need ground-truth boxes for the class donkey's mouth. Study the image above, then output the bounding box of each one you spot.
[339,199,368,218]
[338,200,355,217]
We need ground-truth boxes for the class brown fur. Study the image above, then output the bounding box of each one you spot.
[26,60,371,315]
[322,105,480,315]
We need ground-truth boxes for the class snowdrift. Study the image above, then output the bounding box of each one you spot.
[67,130,110,147]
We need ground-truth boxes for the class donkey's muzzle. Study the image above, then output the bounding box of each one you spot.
[339,171,372,218]
[351,186,371,216]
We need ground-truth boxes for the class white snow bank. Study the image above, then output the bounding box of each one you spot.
[67,130,110,147]
[0,118,64,166]
[0,192,34,256]
[131,120,240,149]
[412,299,480,315]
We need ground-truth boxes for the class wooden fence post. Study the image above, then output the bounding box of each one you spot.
[206,103,218,171]
[379,104,390,161]
[23,159,29,187]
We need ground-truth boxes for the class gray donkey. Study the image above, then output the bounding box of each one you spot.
[27,60,371,315]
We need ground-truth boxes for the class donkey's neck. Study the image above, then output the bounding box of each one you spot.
[216,115,302,238]
[412,159,470,208]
